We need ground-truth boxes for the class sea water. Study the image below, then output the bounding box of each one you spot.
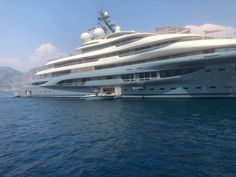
[0,93,235,177]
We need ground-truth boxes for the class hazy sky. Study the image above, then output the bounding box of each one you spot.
[1,0,236,72]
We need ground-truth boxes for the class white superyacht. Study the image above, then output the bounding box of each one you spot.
[19,11,236,98]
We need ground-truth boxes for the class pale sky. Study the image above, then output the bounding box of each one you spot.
[0,0,236,72]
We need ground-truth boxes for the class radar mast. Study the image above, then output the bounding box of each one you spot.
[97,10,116,35]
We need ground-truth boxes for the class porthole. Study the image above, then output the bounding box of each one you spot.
[225,86,232,88]
[195,86,202,89]
[209,86,216,89]
[205,69,212,72]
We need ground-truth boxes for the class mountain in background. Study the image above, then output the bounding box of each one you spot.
[0,66,37,91]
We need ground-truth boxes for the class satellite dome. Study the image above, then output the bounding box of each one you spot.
[94,28,105,39]
[80,32,91,43]
[104,11,109,17]
[115,26,121,33]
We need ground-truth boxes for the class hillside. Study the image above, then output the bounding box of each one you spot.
[0,66,37,90]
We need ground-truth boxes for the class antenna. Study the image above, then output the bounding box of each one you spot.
[97,9,116,35]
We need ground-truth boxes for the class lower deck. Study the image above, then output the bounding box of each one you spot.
[18,63,236,98]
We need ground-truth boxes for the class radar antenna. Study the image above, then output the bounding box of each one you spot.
[97,10,116,35]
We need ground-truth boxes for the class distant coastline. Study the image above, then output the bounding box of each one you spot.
[0,66,37,91]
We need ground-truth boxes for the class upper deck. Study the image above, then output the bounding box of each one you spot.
[35,12,236,78]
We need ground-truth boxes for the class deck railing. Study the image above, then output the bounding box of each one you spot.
[155,26,235,39]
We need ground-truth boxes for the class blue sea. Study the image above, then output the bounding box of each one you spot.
[0,92,235,177]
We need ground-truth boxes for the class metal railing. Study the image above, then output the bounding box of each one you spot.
[155,26,236,39]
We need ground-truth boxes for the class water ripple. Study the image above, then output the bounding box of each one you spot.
[0,96,235,177]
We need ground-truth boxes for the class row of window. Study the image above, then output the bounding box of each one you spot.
[32,81,47,86]
[123,85,233,91]
[81,36,144,53]
[56,67,203,86]
[205,68,227,72]
[159,67,203,78]
[57,76,115,86]
[119,40,180,57]
[40,91,52,94]
[37,85,233,94]
[122,67,203,81]
[39,70,72,79]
